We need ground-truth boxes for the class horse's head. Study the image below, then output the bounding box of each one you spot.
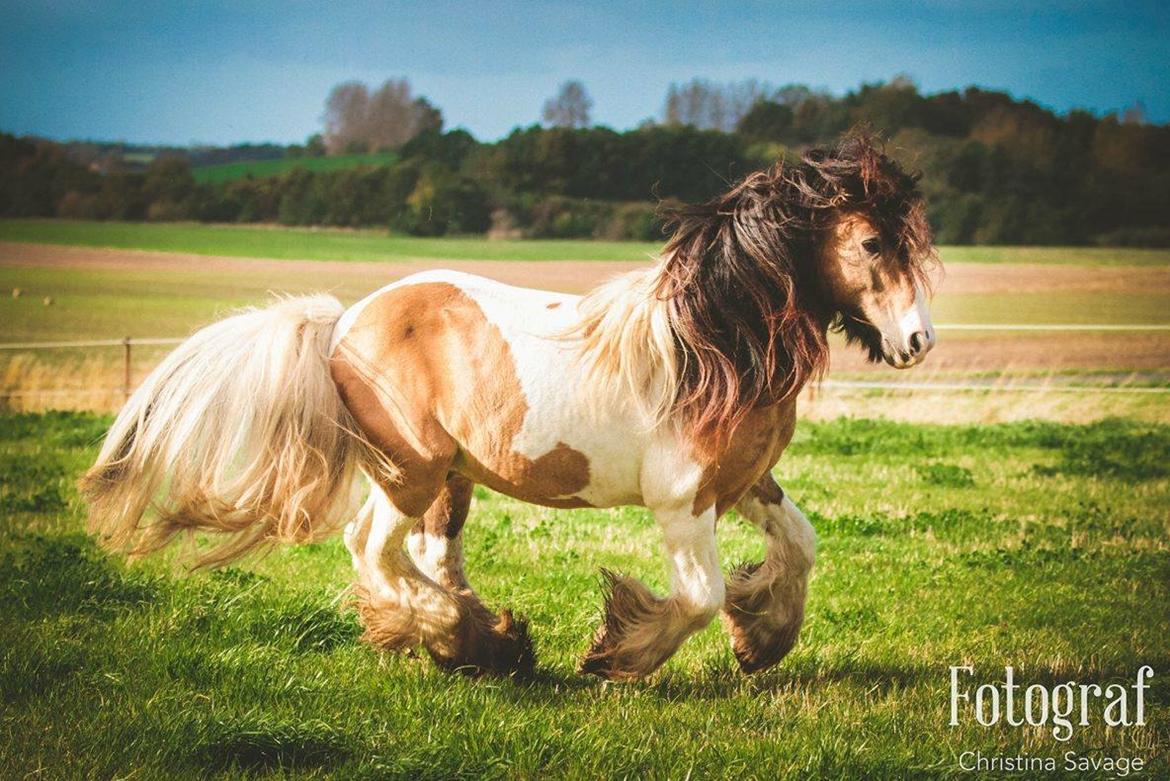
[805,135,940,369]
[646,132,940,438]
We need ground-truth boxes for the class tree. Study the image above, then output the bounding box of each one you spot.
[323,81,370,154]
[322,79,443,154]
[1122,101,1148,126]
[663,79,771,132]
[304,133,327,157]
[737,101,794,143]
[542,81,593,129]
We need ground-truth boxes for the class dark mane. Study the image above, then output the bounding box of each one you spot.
[654,130,936,440]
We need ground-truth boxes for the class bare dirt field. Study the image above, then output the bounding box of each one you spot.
[6,240,1170,296]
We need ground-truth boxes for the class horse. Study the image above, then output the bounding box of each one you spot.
[82,132,938,681]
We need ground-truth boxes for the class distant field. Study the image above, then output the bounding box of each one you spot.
[0,220,660,263]
[2,240,1169,422]
[3,219,1170,266]
[190,153,397,184]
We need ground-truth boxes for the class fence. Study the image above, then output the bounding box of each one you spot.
[1,324,1169,403]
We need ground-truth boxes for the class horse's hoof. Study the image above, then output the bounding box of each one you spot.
[429,608,537,678]
[728,624,800,673]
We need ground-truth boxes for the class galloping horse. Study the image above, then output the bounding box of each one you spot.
[83,133,938,681]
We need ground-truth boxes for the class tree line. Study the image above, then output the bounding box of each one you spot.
[2,77,1167,246]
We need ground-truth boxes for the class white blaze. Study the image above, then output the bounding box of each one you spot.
[894,285,934,365]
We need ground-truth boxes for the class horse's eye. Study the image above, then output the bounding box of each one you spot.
[861,238,882,256]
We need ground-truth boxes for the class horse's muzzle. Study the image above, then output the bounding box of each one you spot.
[883,325,935,369]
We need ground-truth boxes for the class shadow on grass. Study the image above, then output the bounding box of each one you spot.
[0,532,159,618]
[188,714,352,773]
[487,650,1170,706]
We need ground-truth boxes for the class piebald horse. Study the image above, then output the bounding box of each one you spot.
[83,134,938,681]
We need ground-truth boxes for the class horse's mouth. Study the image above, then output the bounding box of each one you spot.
[881,339,930,369]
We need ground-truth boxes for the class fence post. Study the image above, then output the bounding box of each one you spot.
[122,337,132,400]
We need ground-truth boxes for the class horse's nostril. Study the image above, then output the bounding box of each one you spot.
[909,331,926,354]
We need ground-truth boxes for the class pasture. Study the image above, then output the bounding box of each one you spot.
[190,153,398,185]
[2,221,1170,421]
[1,412,1167,778]
[6,218,1170,266]
[0,222,1167,776]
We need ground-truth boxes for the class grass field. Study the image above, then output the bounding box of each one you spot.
[1,412,1166,778]
[0,220,662,263]
[0,222,1167,776]
[5,260,1170,345]
[4,219,1170,266]
[3,221,1169,421]
[191,153,397,184]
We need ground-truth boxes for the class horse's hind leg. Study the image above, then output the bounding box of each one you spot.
[722,474,816,673]
[580,505,724,681]
[407,475,473,592]
[350,478,534,676]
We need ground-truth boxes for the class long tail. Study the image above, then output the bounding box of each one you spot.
[81,294,383,568]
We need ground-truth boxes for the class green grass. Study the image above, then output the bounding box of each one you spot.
[1,413,1166,778]
[191,153,397,184]
[933,245,1170,266]
[0,219,661,263]
[4,219,1170,266]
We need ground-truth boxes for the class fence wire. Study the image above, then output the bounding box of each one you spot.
[1,324,1168,400]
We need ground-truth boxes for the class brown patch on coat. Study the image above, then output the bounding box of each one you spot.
[546,301,561,309]
[690,400,797,516]
[331,281,591,513]
[423,475,474,539]
[750,472,786,506]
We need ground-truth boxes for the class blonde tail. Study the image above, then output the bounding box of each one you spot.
[81,295,381,568]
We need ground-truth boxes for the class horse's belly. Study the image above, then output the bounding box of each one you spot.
[452,427,644,509]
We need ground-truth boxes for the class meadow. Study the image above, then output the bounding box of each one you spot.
[1,412,1167,778]
[2,219,1170,421]
[191,153,398,185]
[0,219,662,263]
[5,218,1170,266]
[0,221,1167,776]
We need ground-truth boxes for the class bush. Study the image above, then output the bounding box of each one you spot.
[1094,227,1170,248]
[601,202,672,241]
[146,199,190,222]
[393,165,491,236]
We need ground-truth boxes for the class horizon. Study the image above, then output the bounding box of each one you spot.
[2,1,1167,147]
[4,77,1164,151]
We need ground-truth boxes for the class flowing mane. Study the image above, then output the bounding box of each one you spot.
[575,131,936,440]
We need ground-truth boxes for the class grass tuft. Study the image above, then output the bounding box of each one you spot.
[915,462,975,487]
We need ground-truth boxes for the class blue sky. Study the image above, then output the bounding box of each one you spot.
[1,1,1166,145]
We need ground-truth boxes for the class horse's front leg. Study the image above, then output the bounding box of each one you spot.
[580,504,724,681]
[723,474,816,673]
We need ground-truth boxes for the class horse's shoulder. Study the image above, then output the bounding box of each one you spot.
[689,400,798,517]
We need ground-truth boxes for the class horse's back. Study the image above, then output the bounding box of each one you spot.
[330,270,644,511]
